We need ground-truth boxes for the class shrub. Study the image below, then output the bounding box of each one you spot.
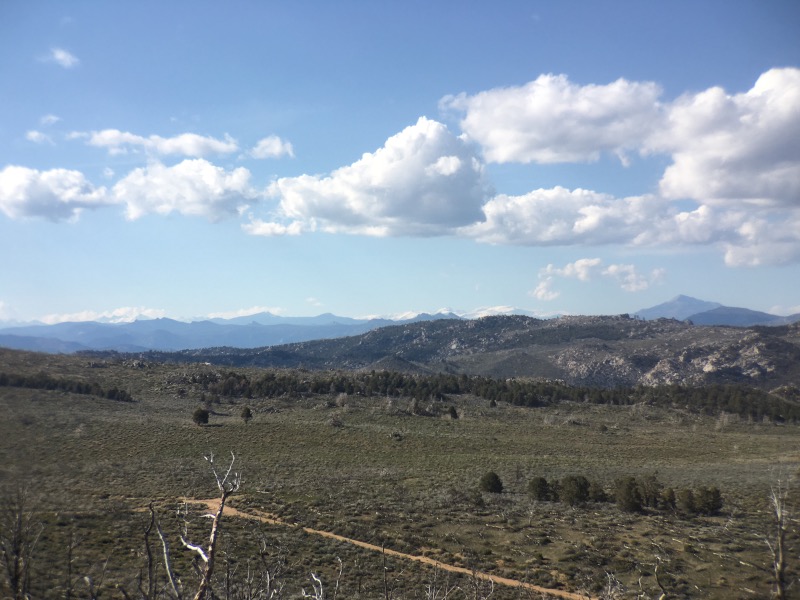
[559,475,590,506]
[661,487,677,510]
[615,477,642,512]
[192,408,209,426]
[528,477,550,501]
[240,406,253,424]
[638,473,662,508]
[695,486,723,515]
[676,488,696,514]
[448,406,459,419]
[479,471,503,494]
[588,480,608,502]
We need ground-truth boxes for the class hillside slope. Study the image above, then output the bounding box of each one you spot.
[133,315,800,390]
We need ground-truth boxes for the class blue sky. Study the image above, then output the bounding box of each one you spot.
[1,1,799,324]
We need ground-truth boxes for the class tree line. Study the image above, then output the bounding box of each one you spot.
[195,369,798,422]
[0,371,134,402]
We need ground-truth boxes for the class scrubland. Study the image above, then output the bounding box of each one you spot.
[0,349,797,599]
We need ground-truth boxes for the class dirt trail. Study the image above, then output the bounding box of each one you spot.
[186,498,596,600]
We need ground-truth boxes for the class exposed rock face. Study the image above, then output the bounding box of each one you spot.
[546,325,800,389]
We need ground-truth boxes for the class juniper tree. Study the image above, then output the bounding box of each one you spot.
[479,471,503,494]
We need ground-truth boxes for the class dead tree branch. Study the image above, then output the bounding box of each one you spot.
[0,486,42,600]
[766,477,790,600]
[181,451,242,600]
[155,509,183,600]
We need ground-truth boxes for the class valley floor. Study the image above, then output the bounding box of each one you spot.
[0,349,796,598]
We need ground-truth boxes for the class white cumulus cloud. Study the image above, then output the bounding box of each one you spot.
[250,136,295,159]
[442,68,800,266]
[647,67,800,208]
[720,212,800,267]
[462,187,661,246]
[442,73,662,164]
[82,129,238,157]
[113,159,258,220]
[0,165,110,221]
[248,117,492,237]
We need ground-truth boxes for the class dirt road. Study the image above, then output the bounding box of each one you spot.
[187,498,596,600]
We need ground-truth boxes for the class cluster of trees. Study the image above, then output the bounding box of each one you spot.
[0,371,133,402]
[193,368,799,422]
[192,406,253,426]
[480,471,723,516]
[203,370,466,402]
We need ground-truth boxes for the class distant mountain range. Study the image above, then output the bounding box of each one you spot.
[0,311,462,353]
[633,295,800,326]
[0,296,798,354]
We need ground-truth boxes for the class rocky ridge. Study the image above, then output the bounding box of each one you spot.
[131,315,800,391]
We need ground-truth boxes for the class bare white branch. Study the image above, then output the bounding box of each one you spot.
[154,513,183,600]
[179,535,209,564]
[301,572,325,599]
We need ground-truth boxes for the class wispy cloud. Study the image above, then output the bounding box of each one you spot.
[532,258,664,300]
[769,304,800,317]
[531,279,560,301]
[250,135,294,159]
[242,219,304,236]
[77,129,239,157]
[206,306,285,319]
[0,300,13,321]
[46,47,79,68]
[25,130,54,145]
[40,114,61,126]
[39,306,166,325]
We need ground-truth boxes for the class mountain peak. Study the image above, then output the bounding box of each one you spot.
[636,296,722,321]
